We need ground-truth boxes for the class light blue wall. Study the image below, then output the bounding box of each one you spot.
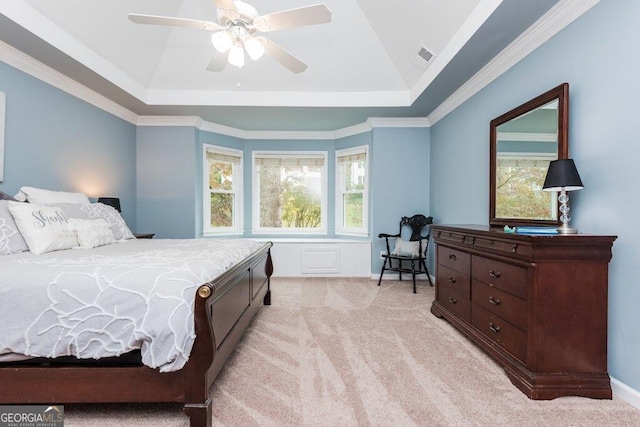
[0,61,137,227]
[371,127,430,274]
[136,126,198,238]
[430,0,640,392]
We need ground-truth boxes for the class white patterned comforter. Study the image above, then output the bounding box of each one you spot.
[0,238,264,372]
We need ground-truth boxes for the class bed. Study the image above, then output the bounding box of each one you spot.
[0,190,273,427]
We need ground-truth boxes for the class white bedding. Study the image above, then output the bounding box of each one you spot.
[0,238,264,372]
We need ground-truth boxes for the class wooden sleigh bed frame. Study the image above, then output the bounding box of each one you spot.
[0,241,273,427]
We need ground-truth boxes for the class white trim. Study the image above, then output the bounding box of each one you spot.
[138,116,430,140]
[611,377,640,411]
[427,0,600,125]
[202,144,243,235]
[0,41,138,125]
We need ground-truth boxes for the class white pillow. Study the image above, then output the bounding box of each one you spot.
[14,186,90,205]
[67,218,116,249]
[392,238,421,257]
[8,202,78,254]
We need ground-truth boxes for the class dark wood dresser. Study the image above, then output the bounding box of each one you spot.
[430,224,616,400]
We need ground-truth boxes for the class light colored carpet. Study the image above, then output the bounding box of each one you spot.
[65,277,640,426]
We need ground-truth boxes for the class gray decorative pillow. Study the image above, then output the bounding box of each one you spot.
[0,200,29,255]
[51,203,134,241]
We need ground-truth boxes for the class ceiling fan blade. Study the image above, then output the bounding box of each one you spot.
[212,0,237,13]
[262,38,307,74]
[128,14,220,31]
[253,4,331,32]
[207,51,229,72]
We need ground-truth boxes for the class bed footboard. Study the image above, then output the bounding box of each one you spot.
[182,243,273,426]
[0,243,273,427]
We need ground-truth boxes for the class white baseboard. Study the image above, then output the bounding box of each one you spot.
[611,377,640,410]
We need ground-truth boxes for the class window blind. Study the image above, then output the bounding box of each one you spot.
[254,156,325,167]
[207,150,241,164]
[337,152,366,164]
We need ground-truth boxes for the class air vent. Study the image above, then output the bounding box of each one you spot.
[413,45,435,70]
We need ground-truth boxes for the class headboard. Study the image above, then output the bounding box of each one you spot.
[0,191,17,201]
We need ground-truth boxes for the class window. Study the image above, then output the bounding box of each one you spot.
[335,146,368,235]
[253,152,327,234]
[203,145,243,235]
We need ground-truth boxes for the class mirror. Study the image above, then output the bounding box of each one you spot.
[490,83,569,227]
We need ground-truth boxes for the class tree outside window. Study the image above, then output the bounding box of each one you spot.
[204,146,242,234]
[496,156,556,220]
[254,153,326,233]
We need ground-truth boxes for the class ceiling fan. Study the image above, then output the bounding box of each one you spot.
[129,0,331,73]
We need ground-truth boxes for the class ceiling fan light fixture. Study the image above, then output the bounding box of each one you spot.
[228,42,245,68]
[243,35,265,60]
[211,30,233,53]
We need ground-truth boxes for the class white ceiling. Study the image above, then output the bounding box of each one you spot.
[0,0,563,130]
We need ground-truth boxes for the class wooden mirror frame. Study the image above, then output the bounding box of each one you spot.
[489,83,569,227]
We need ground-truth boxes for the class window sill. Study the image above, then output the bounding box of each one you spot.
[250,237,370,243]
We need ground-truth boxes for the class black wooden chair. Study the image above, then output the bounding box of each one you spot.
[377,214,433,293]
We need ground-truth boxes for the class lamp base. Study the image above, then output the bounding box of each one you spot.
[557,226,579,234]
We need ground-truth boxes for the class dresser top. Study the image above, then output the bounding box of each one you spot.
[431,224,616,262]
[431,224,616,241]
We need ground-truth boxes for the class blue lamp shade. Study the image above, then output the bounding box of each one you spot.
[542,159,584,192]
[98,197,121,212]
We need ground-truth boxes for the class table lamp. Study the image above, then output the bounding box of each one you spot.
[542,159,583,234]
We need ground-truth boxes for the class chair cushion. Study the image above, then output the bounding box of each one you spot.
[392,238,421,257]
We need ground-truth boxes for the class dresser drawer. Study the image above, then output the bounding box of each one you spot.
[438,246,471,275]
[438,279,471,322]
[472,279,527,331]
[471,256,527,299]
[472,304,527,363]
[472,237,533,258]
[437,265,470,299]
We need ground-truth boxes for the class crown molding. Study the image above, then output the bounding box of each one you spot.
[136,115,430,140]
[0,40,138,125]
[427,0,600,125]
[367,117,430,128]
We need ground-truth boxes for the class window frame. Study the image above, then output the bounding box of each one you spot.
[252,150,328,235]
[202,144,243,236]
[335,145,369,237]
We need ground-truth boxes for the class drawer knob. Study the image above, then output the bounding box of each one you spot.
[489,296,501,306]
[512,244,518,253]
[449,254,457,261]
[489,269,502,278]
[489,322,501,333]
[448,296,457,304]
[448,276,457,284]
